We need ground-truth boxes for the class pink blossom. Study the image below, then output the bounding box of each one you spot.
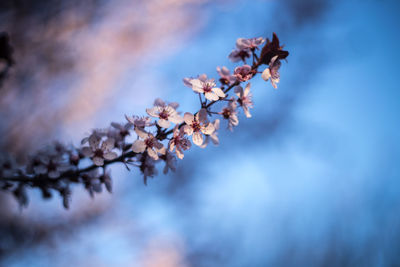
[183,109,215,146]
[200,119,220,148]
[228,48,251,63]
[261,55,281,89]
[146,98,183,128]
[132,128,166,160]
[169,125,191,159]
[125,115,154,128]
[162,151,177,174]
[81,136,118,166]
[234,65,254,82]
[183,74,207,88]
[216,66,237,86]
[219,99,239,131]
[236,37,265,50]
[235,83,253,118]
[189,75,226,101]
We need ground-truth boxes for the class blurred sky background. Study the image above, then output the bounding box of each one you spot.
[1,0,400,266]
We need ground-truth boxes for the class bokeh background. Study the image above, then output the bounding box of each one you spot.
[1,0,400,266]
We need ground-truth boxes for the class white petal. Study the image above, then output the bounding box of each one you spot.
[190,79,204,93]
[192,132,204,147]
[204,92,219,101]
[261,68,271,81]
[132,140,146,153]
[211,133,219,145]
[147,148,159,160]
[183,125,193,136]
[104,152,118,160]
[93,157,104,166]
[176,149,184,159]
[212,87,226,97]
[202,123,215,135]
[214,119,220,130]
[157,146,166,155]
[157,119,170,128]
[184,112,194,125]
[243,107,252,118]
[135,127,149,139]
[146,107,159,118]
[169,114,184,124]
[244,83,251,96]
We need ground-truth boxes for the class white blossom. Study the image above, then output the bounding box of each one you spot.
[200,119,220,148]
[132,128,166,160]
[216,66,236,86]
[219,98,239,131]
[146,98,183,128]
[187,75,225,101]
[125,115,154,129]
[81,136,118,166]
[183,109,215,146]
[261,55,281,89]
[235,83,254,118]
[169,125,191,159]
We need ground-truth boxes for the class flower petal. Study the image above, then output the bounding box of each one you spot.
[93,157,104,166]
[192,132,204,147]
[104,152,118,160]
[132,140,146,153]
[146,107,159,118]
[261,68,271,81]
[157,119,170,128]
[184,112,194,125]
[212,87,226,98]
[81,147,94,157]
[183,125,193,136]
[204,92,219,101]
[147,148,159,160]
[169,114,184,124]
[234,85,244,97]
[202,123,215,135]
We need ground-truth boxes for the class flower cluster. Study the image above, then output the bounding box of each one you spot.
[0,33,289,209]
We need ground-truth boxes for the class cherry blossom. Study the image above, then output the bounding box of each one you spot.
[132,128,166,160]
[162,151,177,174]
[261,55,281,89]
[200,119,220,148]
[219,99,239,131]
[183,109,215,146]
[228,48,251,63]
[81,136,118,166]
[189,75,225,101]
[125,115,154,129]
[235,83,253,118]
[169,125,191,159]
[236,37,265,50]
[183,74,207,88]
[146,98,183,128]
[234,64,254,82]
[217,66,236,86]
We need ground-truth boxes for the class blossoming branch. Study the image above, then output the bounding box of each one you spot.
[0,33,289,209]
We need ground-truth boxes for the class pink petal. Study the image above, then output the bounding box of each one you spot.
[192,132,204,146]
[132,140,146,153]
